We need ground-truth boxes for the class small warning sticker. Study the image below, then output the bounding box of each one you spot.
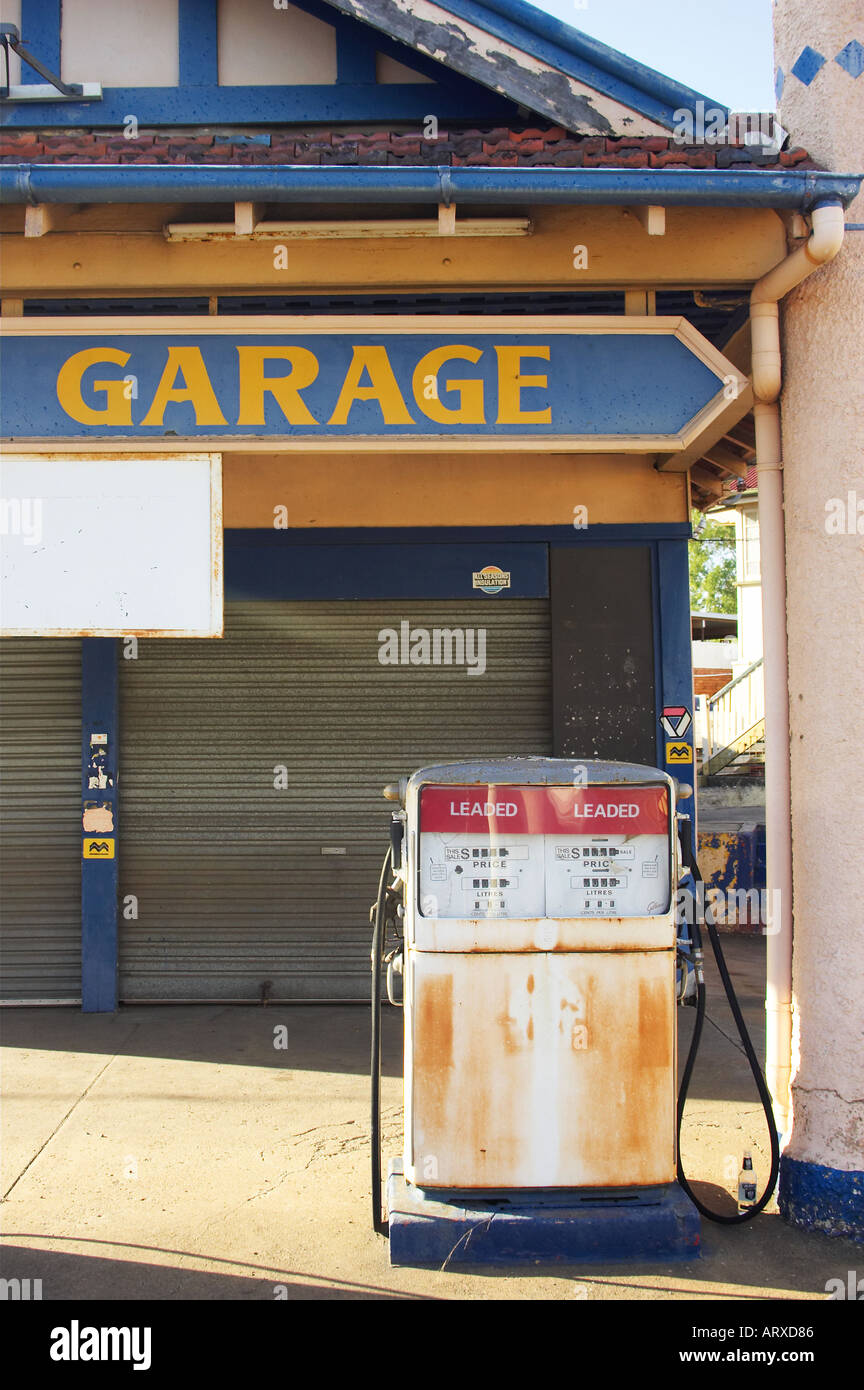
[665,742,693,764]
[83,838,115,859]
[661,706,692,738]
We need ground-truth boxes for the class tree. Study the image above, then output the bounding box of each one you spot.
[689,511,737,614]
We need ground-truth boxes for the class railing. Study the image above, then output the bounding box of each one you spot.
[704,657,764,762]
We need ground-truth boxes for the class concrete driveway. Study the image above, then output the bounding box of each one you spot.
[1,938,859,1301]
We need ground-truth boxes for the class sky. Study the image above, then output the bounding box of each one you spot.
[532,0,777,112]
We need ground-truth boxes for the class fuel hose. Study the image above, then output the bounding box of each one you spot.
[677,829,781,1223]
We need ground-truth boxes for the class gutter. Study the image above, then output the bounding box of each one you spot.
[749,200,847,1139]
[0,164,860,210]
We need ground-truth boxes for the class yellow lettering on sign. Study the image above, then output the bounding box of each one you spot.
[140,347,227,427]
[327,346,414,426]
[56,347,133,426]
[495,345,552,425]
[411,345,485,424]
[236,346,319,425]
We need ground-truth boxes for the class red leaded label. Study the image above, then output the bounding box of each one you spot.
[419,785,668,836]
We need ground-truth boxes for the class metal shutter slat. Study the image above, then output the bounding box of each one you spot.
[0,639,82,1003]
[119,599,551,1001]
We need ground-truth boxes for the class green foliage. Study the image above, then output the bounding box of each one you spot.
[689,511,737,614]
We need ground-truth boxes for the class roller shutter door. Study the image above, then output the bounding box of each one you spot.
[0,639,82,1003]
[119,599,551,1000]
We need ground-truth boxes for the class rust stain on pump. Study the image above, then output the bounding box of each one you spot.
[416,973,453,1073]
[639,975,672,1070]
[411,951,675,1189]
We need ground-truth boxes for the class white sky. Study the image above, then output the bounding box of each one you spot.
[532,0,777,112]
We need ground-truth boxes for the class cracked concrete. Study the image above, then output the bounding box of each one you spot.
[1,939,861,1300]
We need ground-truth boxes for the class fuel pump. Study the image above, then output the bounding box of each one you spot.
[370,757,779,1266]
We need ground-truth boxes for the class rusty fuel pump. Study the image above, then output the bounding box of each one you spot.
[370,757,779,1266]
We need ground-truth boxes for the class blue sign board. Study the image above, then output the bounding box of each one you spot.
[0,321,737,444]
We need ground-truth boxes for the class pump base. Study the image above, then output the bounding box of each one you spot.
[386,1160,700,1266]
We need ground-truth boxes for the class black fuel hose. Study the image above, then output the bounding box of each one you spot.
[370,844,392,1236]
[677,837,781,1223]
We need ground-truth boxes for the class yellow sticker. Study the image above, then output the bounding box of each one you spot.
[666,742,693,764]
[83,837,115,859]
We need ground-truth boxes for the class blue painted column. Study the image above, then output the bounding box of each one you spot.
[81,639,119,1012]
[178,0,218,87]
[19,0,61,84]
[654,541,696,801]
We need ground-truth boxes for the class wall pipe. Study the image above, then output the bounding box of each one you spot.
[0,164,859,210]
[749,199,846,1137]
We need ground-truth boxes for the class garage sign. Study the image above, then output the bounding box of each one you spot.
[0,317,749,450]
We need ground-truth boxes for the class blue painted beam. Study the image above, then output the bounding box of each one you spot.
[336,24,378,86]
[8,0,720,124]
[225,524,692,545]
[654,541,696,798]
[225,540,548,601]
[179,0,219,88]
[442,0,725,119]
[1,164,859,210]
[81,638,119,1013]
[19,0,61,86]
[0,82,512,127]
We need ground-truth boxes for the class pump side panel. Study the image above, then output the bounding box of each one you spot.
[406,949,676,1190]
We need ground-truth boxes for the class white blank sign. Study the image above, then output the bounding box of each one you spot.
[0,454,222,636]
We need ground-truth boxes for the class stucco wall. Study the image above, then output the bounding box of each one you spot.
[775,0,864,1196]
[222,452,688,528]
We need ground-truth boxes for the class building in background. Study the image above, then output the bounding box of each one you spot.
[692,610,738,698]
[697,471,766,786]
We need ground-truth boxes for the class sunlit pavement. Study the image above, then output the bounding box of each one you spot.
[1,937,859,1301]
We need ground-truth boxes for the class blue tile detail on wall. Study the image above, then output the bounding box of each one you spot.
[791,46,827,86]
[775,66,785,101]
[835,40,864,78]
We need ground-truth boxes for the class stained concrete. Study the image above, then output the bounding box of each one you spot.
[1,939,860,1300]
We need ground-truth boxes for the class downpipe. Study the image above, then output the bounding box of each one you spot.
[749,200,845,1137]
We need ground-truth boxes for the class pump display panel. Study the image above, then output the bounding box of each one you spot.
[418,784,670,919]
